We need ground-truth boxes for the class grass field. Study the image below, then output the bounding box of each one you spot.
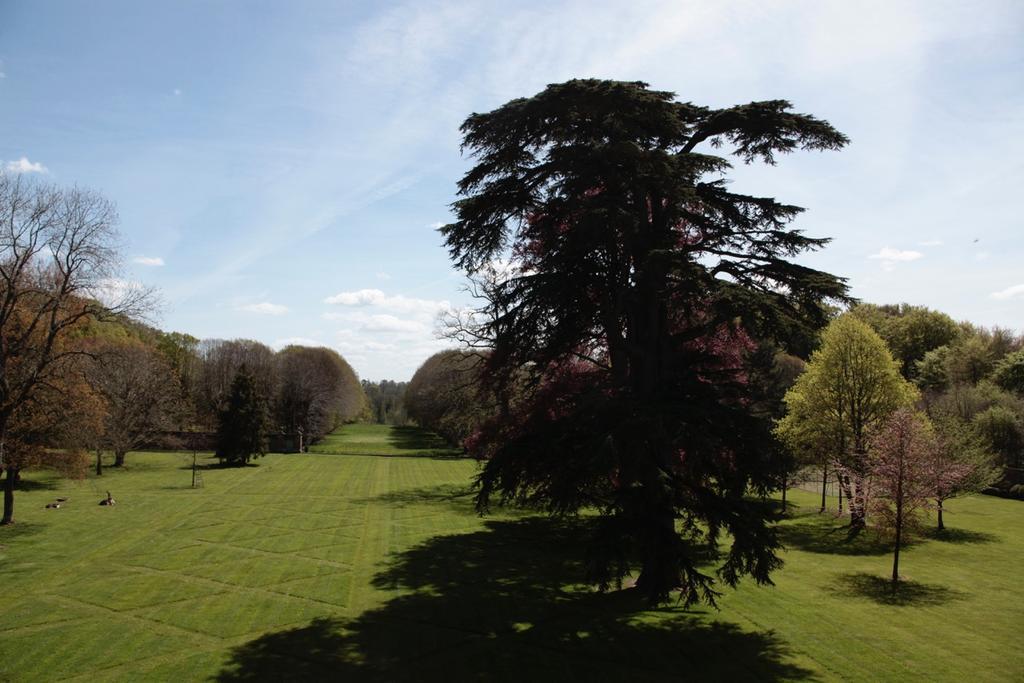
[1,424,1021,681]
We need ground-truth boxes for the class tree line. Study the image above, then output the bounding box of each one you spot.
[88,333,366,469]
[0,172,365,524]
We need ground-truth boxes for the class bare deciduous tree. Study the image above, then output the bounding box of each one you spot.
[90,341,185,469]
[0,173,151,524]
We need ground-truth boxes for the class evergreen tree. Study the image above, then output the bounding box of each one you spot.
[443,79,850,604]
[216,365,268,466]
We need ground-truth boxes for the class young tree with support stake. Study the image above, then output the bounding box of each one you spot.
[868,409,956,590]
[443,79,850,604]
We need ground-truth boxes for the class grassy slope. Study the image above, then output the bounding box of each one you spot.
[0,424,1020,681]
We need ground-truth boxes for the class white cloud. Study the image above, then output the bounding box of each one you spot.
[238,302,289,315]
[323,309,428,333]
[918,240,944,247]
[991,284,1024,301]
[427,221,446,229]
[362,314,427,333]
[375,271,391,280]
[323,288,450,316]
[869,247,924,262]
[133,256,165,267]
[868,247,923,271]
[4,157,48,174]
[325,288,386,306]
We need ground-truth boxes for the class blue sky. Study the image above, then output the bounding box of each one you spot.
[2,0,1022,380]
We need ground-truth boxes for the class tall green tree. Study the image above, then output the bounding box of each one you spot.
[442,79,850,603]
[851,303,960,380]
[215,365,268,466]
[777,314,917,530]
[991,349,1024,395]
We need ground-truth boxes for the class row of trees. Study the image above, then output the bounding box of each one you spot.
[360,379,408,425]
[776,313,1005,588]
[0,172,365,523]
[851,303,1024,478]
[404,350,498,446]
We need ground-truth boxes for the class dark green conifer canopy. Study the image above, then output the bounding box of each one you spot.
[443,79,850,604]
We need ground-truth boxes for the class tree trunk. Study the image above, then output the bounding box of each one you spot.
[937,499,944,531]
[781,469,788,510]
[892,509,902,590]
[819,462,828,513]
[95,449,103,476]
[849,474,867,531]
[634,502,679,602]
[113,450,126,467]
[837,477,843,513]
[2,467,17,525]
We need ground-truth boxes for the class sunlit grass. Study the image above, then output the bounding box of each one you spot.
[1,425,1021,681]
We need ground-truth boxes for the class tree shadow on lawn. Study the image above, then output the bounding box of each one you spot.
[831,572,966,607]
[13,478,59,492]
[177,462,261,471]
[920,527,998,545]
[386,426,466,459]
[0,520,46,540]
[218,517,813,682]
[352,483,479,512]
[777,513,893,556]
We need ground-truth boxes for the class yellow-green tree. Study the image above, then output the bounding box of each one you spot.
[776,314,917,530]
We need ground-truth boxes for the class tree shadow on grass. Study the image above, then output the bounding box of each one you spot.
[13,478,59,492]
[352,483,479,512]
[218,517,813,682]
[831,572,965,607]
[0,520,46,540]
[921,527,999,545]
[776,513,893,556]
[386,426,466,459]
[177,462,260,471]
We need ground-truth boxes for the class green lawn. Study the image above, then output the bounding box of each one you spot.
[1,424,1021,681]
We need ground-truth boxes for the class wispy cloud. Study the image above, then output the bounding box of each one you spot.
[918,240,944,247]
[375,271,392,280]
[238,301,289,315]
[991,284,1024,301]
[132,256,165,267]
[4,157,48,174]
[173,88,182,96]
